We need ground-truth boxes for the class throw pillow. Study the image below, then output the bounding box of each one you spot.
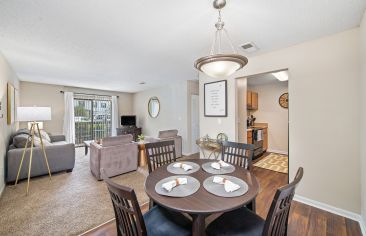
[13,134,32,148]
[35,130,51,143]
[33,136,52,147]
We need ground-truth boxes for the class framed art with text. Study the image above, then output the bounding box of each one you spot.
[204,80,227,117]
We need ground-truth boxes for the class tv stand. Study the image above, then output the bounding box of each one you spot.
[116,126,142,141]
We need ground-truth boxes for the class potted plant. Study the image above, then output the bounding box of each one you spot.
[137,134,145,144]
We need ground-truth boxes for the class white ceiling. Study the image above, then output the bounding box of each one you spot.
[0,0,365,93]
[247,73,288,87]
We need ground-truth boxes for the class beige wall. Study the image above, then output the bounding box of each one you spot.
[360,10,366,228]
[133,80,199,155]
[0,52,19,195]
[249,80,288,153]
[133,81,190,154]
[236,78,247,143]
[19,81,133,134]
[187,80,199,154]
[200,28,361,213]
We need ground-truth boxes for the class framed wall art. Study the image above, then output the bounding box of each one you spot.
[204,80,227,117]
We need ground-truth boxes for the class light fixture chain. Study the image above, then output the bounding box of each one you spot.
[218,29,222,53]
[223,28,237,53]
[210,30,219,55]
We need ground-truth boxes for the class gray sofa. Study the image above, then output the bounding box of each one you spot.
[7,129,75,183]
[158,130,182,158]
[90,134,138,180]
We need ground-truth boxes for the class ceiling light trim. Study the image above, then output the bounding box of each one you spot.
[195,54,248,72]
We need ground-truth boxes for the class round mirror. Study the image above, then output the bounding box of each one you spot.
[148,97,160,118]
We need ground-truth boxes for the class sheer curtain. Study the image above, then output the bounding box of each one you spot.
[63,92,75,143]
[111,96,119,136]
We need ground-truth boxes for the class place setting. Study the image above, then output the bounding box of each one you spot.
[166,161,200,175]
[201,159,235,174]
[155,175,201,197]
[203,175,248,197]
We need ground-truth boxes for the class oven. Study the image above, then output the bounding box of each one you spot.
[249,128,264,159]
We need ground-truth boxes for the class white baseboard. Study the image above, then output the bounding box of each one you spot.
[360,217,366,236]
[294,194,365,235]
[267,149,288,155]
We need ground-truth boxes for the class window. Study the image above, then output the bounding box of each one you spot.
[73,94,112,145]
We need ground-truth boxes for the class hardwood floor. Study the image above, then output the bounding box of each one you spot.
[82,160,362,236]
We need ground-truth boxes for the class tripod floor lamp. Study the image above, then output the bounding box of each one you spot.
[15,107,52,195]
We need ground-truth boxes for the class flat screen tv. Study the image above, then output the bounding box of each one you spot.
[121,115,136,126]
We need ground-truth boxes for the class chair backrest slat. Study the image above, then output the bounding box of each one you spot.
[263,167,304,236]
[101,169,147,236]
[221,141,254,170]
[145,140,176,173]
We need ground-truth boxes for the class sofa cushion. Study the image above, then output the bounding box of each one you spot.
[52,141,67,146]
[13,134,32,148]
[158,130,178,138]
[103,134,133,147]
[35,130,51,143]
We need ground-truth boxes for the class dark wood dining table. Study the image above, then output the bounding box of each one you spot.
[144,159,260,236]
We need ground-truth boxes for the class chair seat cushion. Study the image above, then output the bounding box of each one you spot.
[206,207,265,236]
[143,206,192,236]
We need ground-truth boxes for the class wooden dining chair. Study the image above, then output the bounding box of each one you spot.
[101,169,192,236]
[221,141,255,170]
[145,140,177,174]
[206,167,304,236]
[221,141,256,211]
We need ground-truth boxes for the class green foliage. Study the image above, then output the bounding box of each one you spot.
[137,134,145,142]
[74,105,89,117]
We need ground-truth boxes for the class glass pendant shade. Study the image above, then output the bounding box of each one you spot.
[195,54,248,78]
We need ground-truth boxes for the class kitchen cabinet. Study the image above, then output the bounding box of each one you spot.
[247,91,258,110]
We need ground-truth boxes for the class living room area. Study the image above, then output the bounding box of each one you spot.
[0,77,199,235]
[1,1,366,236]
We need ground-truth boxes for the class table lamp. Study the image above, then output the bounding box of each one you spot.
[15,106,52,195]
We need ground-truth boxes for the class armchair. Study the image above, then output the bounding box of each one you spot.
[90,134,138,180]
[158,130,182,158]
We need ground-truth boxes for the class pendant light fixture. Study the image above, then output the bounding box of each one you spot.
[194,0,248,78]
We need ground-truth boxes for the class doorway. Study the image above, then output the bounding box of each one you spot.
[236,70,289,174]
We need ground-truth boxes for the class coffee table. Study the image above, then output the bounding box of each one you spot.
[83,140,94,155]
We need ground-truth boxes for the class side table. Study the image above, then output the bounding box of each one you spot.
[137,143,147,167]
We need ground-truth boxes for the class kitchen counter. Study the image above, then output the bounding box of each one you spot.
[247,123,268,131]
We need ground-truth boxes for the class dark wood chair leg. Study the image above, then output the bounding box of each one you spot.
[149,199,155,209]
[246,199,256,212]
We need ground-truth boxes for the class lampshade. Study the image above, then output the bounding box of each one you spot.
[17,107,52,122]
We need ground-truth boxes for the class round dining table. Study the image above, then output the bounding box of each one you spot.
[144,159,260,236]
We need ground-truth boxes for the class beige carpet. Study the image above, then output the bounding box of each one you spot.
[0,148,149,236]
[254,153,288,174]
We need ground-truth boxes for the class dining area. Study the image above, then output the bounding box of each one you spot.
[101,140,304,236]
